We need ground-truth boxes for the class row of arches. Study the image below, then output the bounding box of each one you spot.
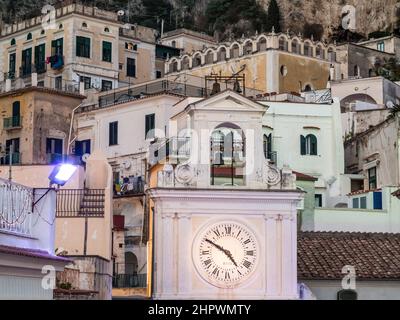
[167,33,337,73]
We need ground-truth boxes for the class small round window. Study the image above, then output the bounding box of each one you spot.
[280,65,288,76]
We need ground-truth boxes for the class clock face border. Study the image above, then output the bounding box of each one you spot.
[192,219,260,289]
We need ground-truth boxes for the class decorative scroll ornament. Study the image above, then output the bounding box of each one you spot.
[175,163,195,186]
[264,163,281,186]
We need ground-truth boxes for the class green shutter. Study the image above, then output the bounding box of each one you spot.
[300,135,306,155]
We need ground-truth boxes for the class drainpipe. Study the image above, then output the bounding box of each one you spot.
[67,103,83,156]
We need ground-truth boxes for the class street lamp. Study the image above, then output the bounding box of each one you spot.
[48,163,77,187]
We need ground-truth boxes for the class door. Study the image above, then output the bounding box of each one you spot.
[21,48,32,76]
[12,101,20,127]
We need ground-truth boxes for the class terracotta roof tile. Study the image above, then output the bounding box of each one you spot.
[298,232,400,280]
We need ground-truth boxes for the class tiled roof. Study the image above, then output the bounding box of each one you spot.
[0,245,71,262]
[293,171,318,182]
[298,232,400,280]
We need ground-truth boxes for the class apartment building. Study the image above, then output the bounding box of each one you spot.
[0,2,157,95]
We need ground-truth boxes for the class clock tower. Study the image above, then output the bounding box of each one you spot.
[148,90,303,299]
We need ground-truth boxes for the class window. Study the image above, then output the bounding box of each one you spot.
[368,167,377,190]
[21,48,32,76]
[352,198,359,209]
[354,65,360,77]
[360,196,367,209]
[75,139,91,156]
[52,38,63,56]
[9,53,16,77]
[3,138,20,164]
[59,24,63,29]
[145,114,155,139]
[10,38,16,46]
[156,70,162,79]
[27,33,32,41]
[263,134,272,159]
[315,194,322,207]
[172,40,176,48]
[377,42,385,52]
[373,191,382,210]
[102,41,112,62]
[82,22,88,28]
[55,76,62,90]
[80,76,91,89]
[104,27,110,33]
[300,134,318,156]
[34,44,46,73]
[127,58,136,77]
[101,80,112,92]
[46,138,62,154]
[109,121,118,146]
[76,36,91,58]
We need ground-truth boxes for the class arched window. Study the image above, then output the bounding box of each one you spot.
[257,37,267,51]
[243,41,253,55]
[328,47,336,62]
[230,44,240,59]
[59,24,63,29]
[41,29,45,35]
[27,33,32,41]
[210,123,245,186]
[82,22,88,28]
[300,134,318,156]
[304,84,312,92]
[279,37,288,51]
[10,38,16,46]
[205,51,214,64]
[104,27,110,33]
[192,54,201,68]
[292,39,300,54]
[354,65,360,77]
[316,45,324,59]
[169,60,178,73]
[304,42,312,57]
[181,56,190,70]
[171,40,176,48]
[217,47,227,61]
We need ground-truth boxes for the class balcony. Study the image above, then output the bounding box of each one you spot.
[0,153,20,165]
[112,263,146,288]
[56,189,105,217]
[34,62,47,74]
[149,137,191,165]
[0,178,32,236]
[49,55,64,70]
[114,176,145,198]
[19,66,32,78]
[3,116,22,130]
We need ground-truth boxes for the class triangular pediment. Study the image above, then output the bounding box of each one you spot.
[189,90,267,114]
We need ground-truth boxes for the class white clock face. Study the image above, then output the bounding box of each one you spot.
[193,221,258,288]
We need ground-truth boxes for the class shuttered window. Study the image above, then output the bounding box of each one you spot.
[109,121,118,146]
[145,114,155,139]
[76,36,91,58]
[102,41,112,62]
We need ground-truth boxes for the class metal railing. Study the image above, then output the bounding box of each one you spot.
[0,153,20,165]
[56,189,105,217]
[3,116,22,129]
[97,80,208,109]
[114,176,145,197]
[0,179,33,235]
[149,137,191,165]
[112,273,147,288]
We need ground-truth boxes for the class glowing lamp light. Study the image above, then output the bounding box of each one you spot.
[48,164,77,186]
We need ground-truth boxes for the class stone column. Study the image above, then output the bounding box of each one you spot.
[281,212,297,298]
[177,213,192,296]
[161,212,175,296]
[264,213,279,297]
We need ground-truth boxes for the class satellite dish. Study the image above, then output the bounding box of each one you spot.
[82,153,90,163]
[386,101,395,109]
[117,10,125,16]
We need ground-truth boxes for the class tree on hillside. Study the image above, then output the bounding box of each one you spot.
[265,0,281,33]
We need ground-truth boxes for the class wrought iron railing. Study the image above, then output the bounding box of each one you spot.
[112,273,147,288]
[150,137,191,165]
[0,179,33,235]
[56,189,105,217]
[3,116,22,129]
[0,153,20,165]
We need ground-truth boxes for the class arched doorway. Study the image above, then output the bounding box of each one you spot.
[125,252,138,274]
[210,123,245,186]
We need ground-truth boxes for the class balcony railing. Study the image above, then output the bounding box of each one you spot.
[3,116,22,130]
[0,178,33,235]
[0,153,20,165]
[114,176,145,197]
[112,263,147,288]
[149,137,191,165]
[56,189,105,217]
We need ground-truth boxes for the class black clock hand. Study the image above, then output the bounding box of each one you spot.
[205,239,238,267]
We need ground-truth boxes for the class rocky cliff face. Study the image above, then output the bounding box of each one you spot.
[0,0,398,41]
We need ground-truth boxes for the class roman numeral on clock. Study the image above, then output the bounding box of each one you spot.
[246,250,254,256]
[243,260,252,269]
[202,250,210,255]
[225,271,230,280]
[212,267,219,277]
[225,226,231,235]
[243,239,251,244]
[204,259,212,267]
[213,229,220,237]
